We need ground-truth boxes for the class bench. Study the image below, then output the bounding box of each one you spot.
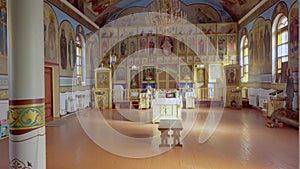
[158,119,183,147]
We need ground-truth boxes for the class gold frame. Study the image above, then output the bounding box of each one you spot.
[95,70,110,89]
[113,66,126,84]
[128,68,140,89]
[142,66,155,83]
[180,64,193,82]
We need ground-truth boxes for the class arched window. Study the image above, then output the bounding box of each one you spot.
[240,36,249,83]
[75,35,83,85]
[275,15,288,82]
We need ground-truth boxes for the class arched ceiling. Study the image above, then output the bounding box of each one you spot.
[67,0,262,27]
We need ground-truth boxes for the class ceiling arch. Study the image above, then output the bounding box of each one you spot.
[67,0,262,27]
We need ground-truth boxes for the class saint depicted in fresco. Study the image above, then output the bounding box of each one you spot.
[286,67,294,109]
[196,8,211,23]
[60,29,67,69]
[290,8,299,53]
[264,25,270,64]
[47,13,56,60]
[68,34,76,71]
[120,40,127,57]
[249,34,254,65]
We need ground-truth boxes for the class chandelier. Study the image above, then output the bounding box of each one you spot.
[146,0,187,26]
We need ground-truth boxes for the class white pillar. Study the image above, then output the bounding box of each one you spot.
[7,0,45,169]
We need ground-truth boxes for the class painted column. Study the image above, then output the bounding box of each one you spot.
[7,0,45,169]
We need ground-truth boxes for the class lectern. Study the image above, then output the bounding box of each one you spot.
[95,67,112,109]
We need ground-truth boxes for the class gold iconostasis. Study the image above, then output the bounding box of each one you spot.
[99,23,238,89]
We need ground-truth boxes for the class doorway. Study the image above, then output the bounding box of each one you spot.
[44,66,53,122]
[156,65,178,89]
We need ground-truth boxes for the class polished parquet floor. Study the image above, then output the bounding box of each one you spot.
[0,107,298,169]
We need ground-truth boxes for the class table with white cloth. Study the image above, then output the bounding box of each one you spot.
[152,98,182,123]
[185,91,196,109]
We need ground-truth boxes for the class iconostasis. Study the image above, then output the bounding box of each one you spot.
[99,22,238,90]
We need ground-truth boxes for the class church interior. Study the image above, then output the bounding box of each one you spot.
[0,0,299,168]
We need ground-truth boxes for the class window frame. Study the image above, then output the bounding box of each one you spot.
[275,15,288,82]
[75,34,83,85]
[240,35,249,83]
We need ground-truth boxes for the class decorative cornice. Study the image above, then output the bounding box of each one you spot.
[239,0,280,28]
[46,0,98,32]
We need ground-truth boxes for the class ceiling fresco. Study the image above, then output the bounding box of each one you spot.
[67,0,262,27]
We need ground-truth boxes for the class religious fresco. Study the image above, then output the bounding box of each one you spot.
[220,0,261,21]
[85,32,99,78]
[76,25,85,36]
[115,3,223,26]
[187,4,221,24]
[64,0,269,27]
[59,20,75,76]
[248,17,272,75]
[271,1,289,22]
[288,1,299,71]
[68,32,76,71]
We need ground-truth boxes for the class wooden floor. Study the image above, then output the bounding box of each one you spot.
[0,107,298,169]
